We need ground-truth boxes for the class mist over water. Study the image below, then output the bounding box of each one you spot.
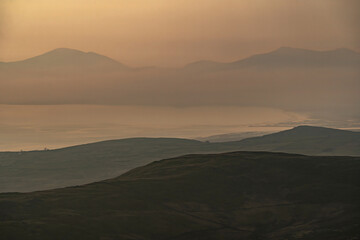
[0,104,310,151]
[0,1,359,152]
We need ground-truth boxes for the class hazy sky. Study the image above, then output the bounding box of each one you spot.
[0,0,359,67]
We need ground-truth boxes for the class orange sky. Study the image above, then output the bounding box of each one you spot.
[0,0,359,67]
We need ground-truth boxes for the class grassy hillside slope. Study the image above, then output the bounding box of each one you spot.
[1,126,359,193]
[0,151,359,239]
[223,126,360,156]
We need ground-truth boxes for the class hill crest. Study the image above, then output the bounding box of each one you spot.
[3,48,129,70]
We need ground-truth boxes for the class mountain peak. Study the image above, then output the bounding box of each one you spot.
[233,46,360,68]
[283,125,356,136]
[40,48,117,62]
[48,48,85,54]
[12,48,128,70]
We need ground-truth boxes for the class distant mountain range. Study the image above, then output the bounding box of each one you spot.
[2,47,359,71]
[1,151,359,239]
[1,47,359,112]
[184,47,360,72]
[1,125,359,193]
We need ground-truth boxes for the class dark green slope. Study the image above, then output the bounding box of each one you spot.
[0,138,224,193]
[1,126,360,193]
[0,152,359,240]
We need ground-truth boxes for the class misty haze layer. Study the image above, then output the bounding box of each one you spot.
[1,47,359,151]
[1,48,359,115]
[0,105,307,151]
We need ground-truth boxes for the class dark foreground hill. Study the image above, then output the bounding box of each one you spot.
[0,152,359,240]
[1,126,360,193]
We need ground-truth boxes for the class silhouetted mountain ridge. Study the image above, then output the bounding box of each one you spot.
[2,47,359,71]
[1,47,359,108]
[184,47,360,71]
[2,48,129,71]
